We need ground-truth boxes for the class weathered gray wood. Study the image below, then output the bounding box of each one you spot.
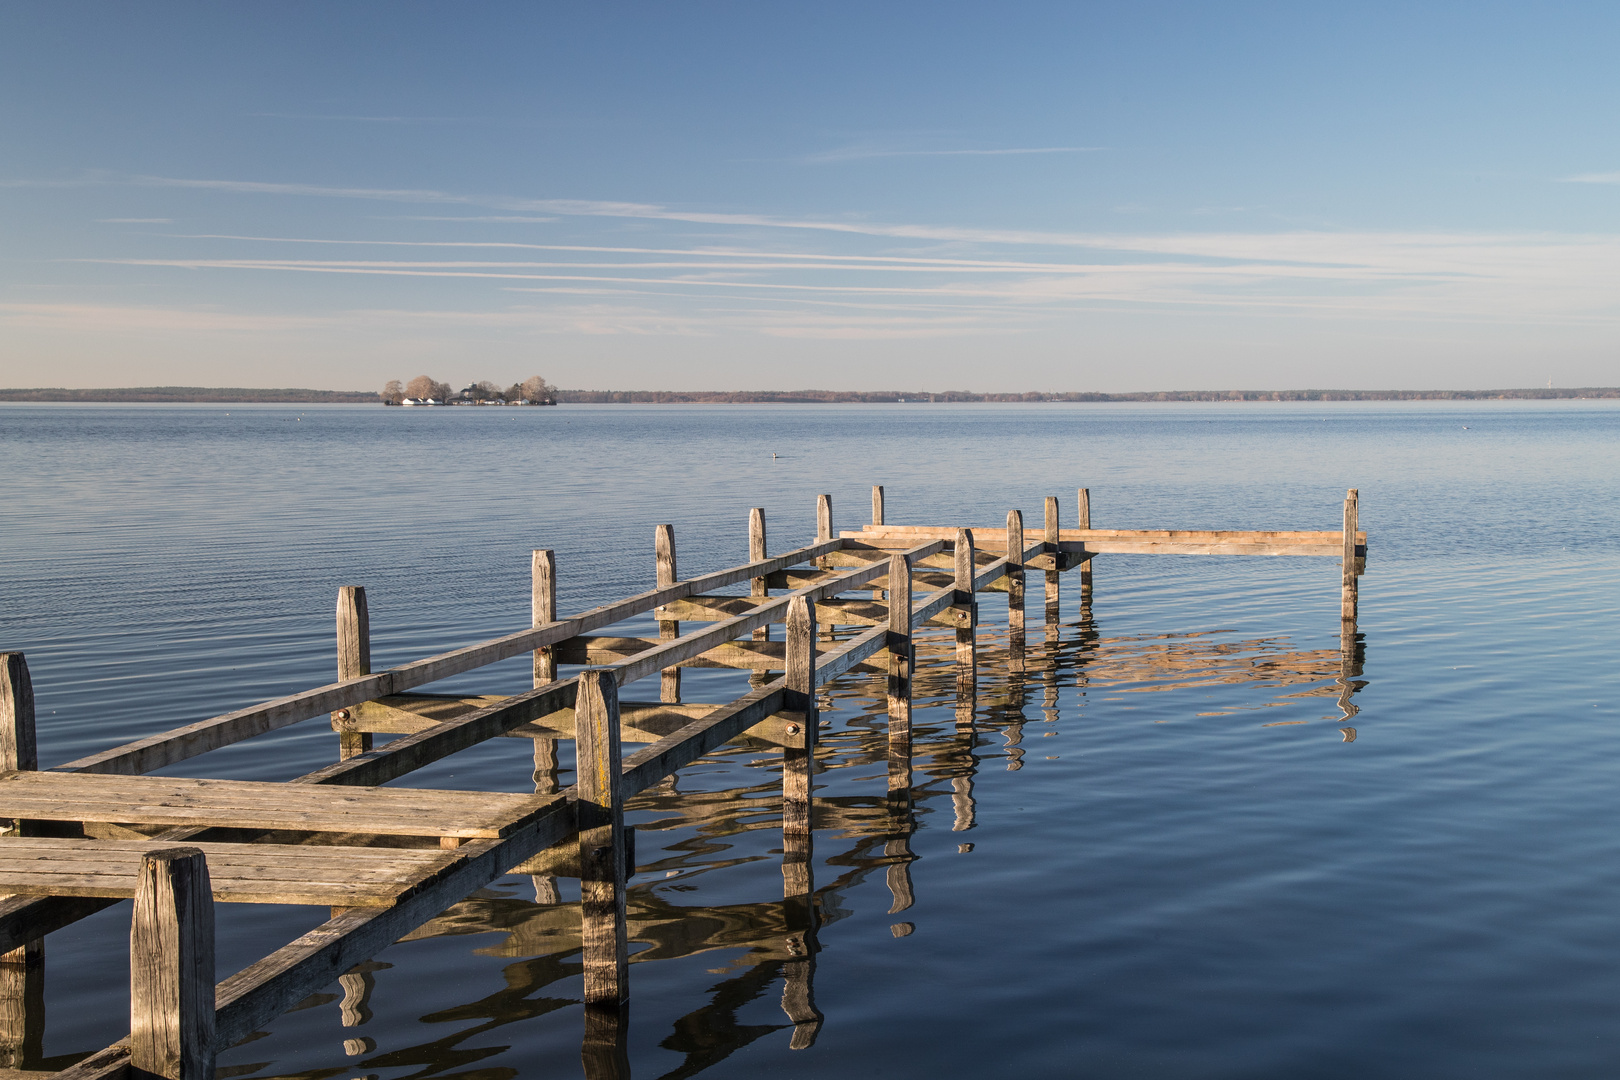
[1044,497,1061,619]
[955,530,977,697]
[816,495,832,543]
[1006,510,1026,673]
[0,654,42,977]
[0,656,37,777]
[1342,488,1359,621]
[872,485,884,526]
[334,588,372,761]
[53,538,846,777]
[750,507,770,646]
[581,1001,631,1079]
[130,847,214,1080]
[782,597,816,899]
[886,555,912,796]
[655,525,681,704]
[576,670,627,1006]
[532,550,557,685]
[0,945,43,1072]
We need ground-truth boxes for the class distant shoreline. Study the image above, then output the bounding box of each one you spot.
[1,386,1616,404]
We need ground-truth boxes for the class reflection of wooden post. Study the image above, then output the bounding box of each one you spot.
[1077,487,1093,599]
[1044,497,1061,623]
[1342,489,1359,622]
[886,555,912,797]
[1006,509,1026,673]
[577,670,627,1006]
[335,587,371,761]
[780,931,823,1050]
[338,961,386,1029]
[131,847,214,1080]
[0,654,42,1070]
[954,529,977,701]
[782,597,817,899]
[655,525,681,703]
[581,1000,631,1080]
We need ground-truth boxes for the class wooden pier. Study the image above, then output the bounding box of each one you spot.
[0,487,1367,1079]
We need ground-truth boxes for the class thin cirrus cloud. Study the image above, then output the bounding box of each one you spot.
[804,144,1105,164]
[1561,171,1620,184]
[96,218,174,224]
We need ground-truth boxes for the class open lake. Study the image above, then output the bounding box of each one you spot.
[3,399,1619,1079]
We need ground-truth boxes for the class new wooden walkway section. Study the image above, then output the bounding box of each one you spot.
[0,485,1367,1080]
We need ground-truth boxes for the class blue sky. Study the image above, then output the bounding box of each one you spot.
[4,2,1619,391]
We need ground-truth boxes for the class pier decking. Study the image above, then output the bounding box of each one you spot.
[0,486,1366,1079]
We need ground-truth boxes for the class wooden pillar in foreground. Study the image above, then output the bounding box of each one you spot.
[886,554,912,797]
[1043,497,1061,623]
[530,550,561,904]
[871,485,884,526]
[335,587,371,761]
[0,654,42,1070]
[655,525,681,703]
[1077,487,1093,599]
[954,529,977,702]
[815,494,833,575]
[577,669,627,1005]
[1342,489,1359,622]
[782,596,817,899]
[1006,509,1026,673]
[130,847,214,1080]
[749,509,770,687]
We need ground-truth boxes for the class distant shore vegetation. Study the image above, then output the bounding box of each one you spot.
[1,386,1615,404]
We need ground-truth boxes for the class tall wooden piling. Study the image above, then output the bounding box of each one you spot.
[0,654,41,1068]
[1077,487,1093,598]
[530,551,562,903]
[1342,489,1359,622]
[130,847,214,1080]
[871,485,885,526]
[655,525,681,703]
[335,587,371,761]
[1006,509,1026,673]
[1044,497,1061,622]
[886,554,913,797]
[954,529,977,701]
[576,669,628,1006]
[782,596,817,899]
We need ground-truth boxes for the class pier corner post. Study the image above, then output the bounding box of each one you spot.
[1342,489,1359,622]
[655,525,681,703]
[782,596,818,899]
[871,485,884,526]
[530,551,561,902]
[334,587,372,761]
[954,529,978,701]
[130,847,215,1080]
[886,554,913,798]
[1077,487,1093,598]
[577,669,628,1006]
[749,509,770,686]
[0,653,42,1067]
[1044,497,1061,624]
[815,494,833,571]
[1006,510,1026,673]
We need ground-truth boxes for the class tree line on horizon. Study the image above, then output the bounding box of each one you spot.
[380,375,555,405]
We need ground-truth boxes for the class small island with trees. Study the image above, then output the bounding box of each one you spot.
[381,375,556,406]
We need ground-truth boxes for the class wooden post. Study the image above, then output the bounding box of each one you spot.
[886,554,912,797]
[1044,497,1060,622]
[335,587,371,761]
[130,847,214,1080]
[871,485,884,526]
[530,552,562,904]
[1006,509,1026,673]
[655,525,681,704]
[749,508,770,687]
[955,529,977,700]
[576,669,627,1006]
[1342,489,1359,621]
[782,596,817,899]
[815,494,832,573]
[1077,487,1093,598]
[0,653,42,1070]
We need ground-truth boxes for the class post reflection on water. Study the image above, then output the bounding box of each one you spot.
[307,591,1366,1080]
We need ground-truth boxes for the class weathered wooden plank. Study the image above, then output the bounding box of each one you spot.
[576,670,627,1006]
[51,538,847,777]
[335,587,372,762]
[130,847,213,1080]
[854,524,1367,542]
[848,528,1367,557]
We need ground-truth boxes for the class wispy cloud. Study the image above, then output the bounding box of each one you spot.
[97,217,173,224]
[247,113,489,124]
[806,144,1104,164]
[1561,171,1620,184]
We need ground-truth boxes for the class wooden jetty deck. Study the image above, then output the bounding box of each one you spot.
[0,486,1367,1080]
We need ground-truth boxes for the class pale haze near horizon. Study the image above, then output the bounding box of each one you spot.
[3,2,1619,394]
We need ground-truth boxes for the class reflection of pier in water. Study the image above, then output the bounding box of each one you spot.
[0,486,1367,1080]
[333,595,1367,1076]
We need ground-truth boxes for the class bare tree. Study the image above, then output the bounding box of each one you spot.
[430,380,454,403]
[473,380,503,401]
[505,383,524,403]
[405,375,435,400]
[381,379,404,405]
[520,375,553,404]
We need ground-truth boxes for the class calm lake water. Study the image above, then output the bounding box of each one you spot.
[2,400,1619,1079]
